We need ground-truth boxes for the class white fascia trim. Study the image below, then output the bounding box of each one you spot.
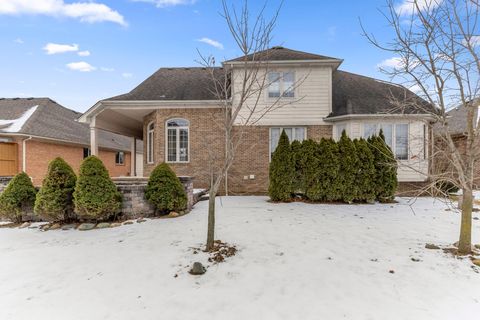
[78,100,229,124]
[224,59,343,67]
[323,114,436,122]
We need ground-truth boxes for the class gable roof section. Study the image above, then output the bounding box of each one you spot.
[105,67,226,101]
[330,70,433,117]
[225,46,341,63]
[0,98,141,152]
[446,103,479,136]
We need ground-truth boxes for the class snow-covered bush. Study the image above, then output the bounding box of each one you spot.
[368,130,398,202]
[73,156,122,221]
[268,130,295,202]
[0,172,37,222]
[145,163,187,214]
[34,157,77,222]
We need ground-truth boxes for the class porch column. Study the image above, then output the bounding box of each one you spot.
[131,137,137,176]
[90,128,99,157]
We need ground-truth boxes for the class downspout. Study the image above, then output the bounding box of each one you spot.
[22,136,33,172]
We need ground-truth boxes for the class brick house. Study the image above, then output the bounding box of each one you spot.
[79,47,434,194]
[0,98,143,186]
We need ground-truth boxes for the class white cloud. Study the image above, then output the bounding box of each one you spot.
[14,38,24,44]
[122,72,133,78]
[395,0,442,16]
[0,0,127,26]
[463,35,480,48]
[377,57,403,69]
[78,50,90,56]
[196,37,224,50]
[131,0,196,8]
[100,67,115,72]
[43,43,79,55]
[66,61,96,72]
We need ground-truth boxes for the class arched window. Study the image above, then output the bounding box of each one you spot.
[166,118,189,163]
[147,121,154,164]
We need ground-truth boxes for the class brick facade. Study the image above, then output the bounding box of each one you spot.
[143,108,333,194]
[5,138,132,185]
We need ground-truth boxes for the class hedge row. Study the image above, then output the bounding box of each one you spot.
[269,130,398,203]
[0,157,187,223]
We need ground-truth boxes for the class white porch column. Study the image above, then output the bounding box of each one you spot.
[131,137,137,176]
[90,118,99,157]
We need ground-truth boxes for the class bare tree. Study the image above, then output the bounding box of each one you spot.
[197,0,307,251]
[362,0,479,254]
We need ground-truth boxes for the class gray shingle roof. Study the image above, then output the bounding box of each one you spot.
[0,98,142,152]
[446,103,479,135]
[225,46,341,62]
[330,70,433,117]
[106,67,226,101]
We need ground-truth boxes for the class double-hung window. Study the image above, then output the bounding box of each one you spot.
[268,71,295,98]
[270,127,306,158]
[166,118,189,163]
[362,123,408,160]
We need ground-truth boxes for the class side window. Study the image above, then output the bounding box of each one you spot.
[147,122,154,164]
[270,127,306,158]
[166,118,189,163]
[115,152,125,165]
[83,147,91,159]
[395,124,409,160]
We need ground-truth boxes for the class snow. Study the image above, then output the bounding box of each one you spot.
[0,105,38,133]
[193,188,206,194]
[0,196,479,320]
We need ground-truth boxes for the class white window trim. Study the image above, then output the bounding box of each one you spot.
[269,126,307,161]
[267,71,296,99]
[165,118,190,164]
[361,122,410,161]
[147,121,154,164]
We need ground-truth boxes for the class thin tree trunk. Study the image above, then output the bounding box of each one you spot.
[206,190,216,251]
[458,187,473,254]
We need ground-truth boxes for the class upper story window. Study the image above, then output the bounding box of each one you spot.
[268,71,295,98]
[166,118,189,163]
[147,121,154,164]
[115,152,125,165]
[363,123,408,160]
[270,127,306,158]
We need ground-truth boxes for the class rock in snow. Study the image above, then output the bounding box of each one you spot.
[189,262,206,275]
[78,223,96,231]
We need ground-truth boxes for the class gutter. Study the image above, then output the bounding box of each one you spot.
[323,113,437,122]
[22,136,32,172]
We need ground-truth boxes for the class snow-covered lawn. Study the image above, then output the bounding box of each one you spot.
[1,197,479,320]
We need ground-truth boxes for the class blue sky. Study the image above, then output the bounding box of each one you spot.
[0,0,405,112]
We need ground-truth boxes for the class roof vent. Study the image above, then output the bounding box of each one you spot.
[271,46,284,50]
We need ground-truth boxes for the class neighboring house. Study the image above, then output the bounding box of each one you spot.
[0,98,143,185]
[79,47,433,194]
[441,103,480,188]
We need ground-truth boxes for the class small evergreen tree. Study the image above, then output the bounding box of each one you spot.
[0,172,37,222]
[337,131,359,203]
[291,139,305,195]
[268,130,295,202]
[73,156,122,221]
[368,130,398,202]
[34,158,77,221]
[353,138,376,202]
[145,163,187,214]
[319,138,342,201]
[301,139,322,201]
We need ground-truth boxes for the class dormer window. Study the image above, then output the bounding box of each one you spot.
[268,71,295,98]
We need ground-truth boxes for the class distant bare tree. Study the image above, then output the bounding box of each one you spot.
[362,0,479,254]
[198,0,307,251]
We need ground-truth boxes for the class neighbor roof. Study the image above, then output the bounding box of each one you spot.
[330,70,433,117]
[446,103,479,136]
[0,98,142,152]
[105,67,226,101]
[225,46,341,63]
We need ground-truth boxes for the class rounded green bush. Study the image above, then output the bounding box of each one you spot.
[34,157,77,222]
[0,172,37,222]
[268,130,295,202]
[145,163,187,214]
[73,156,122,221]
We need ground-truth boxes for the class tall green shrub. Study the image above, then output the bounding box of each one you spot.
[34,157,77,221]
[301,139,322,201]
[291,139,305,194]
[368,130,398,202]
[337,131,359,203]
[0,172,37,222]
[353,138,376,202]
[145,163,187,214]
[73,156,122,221]
[268,130,295,202]
[318,138,342,201]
